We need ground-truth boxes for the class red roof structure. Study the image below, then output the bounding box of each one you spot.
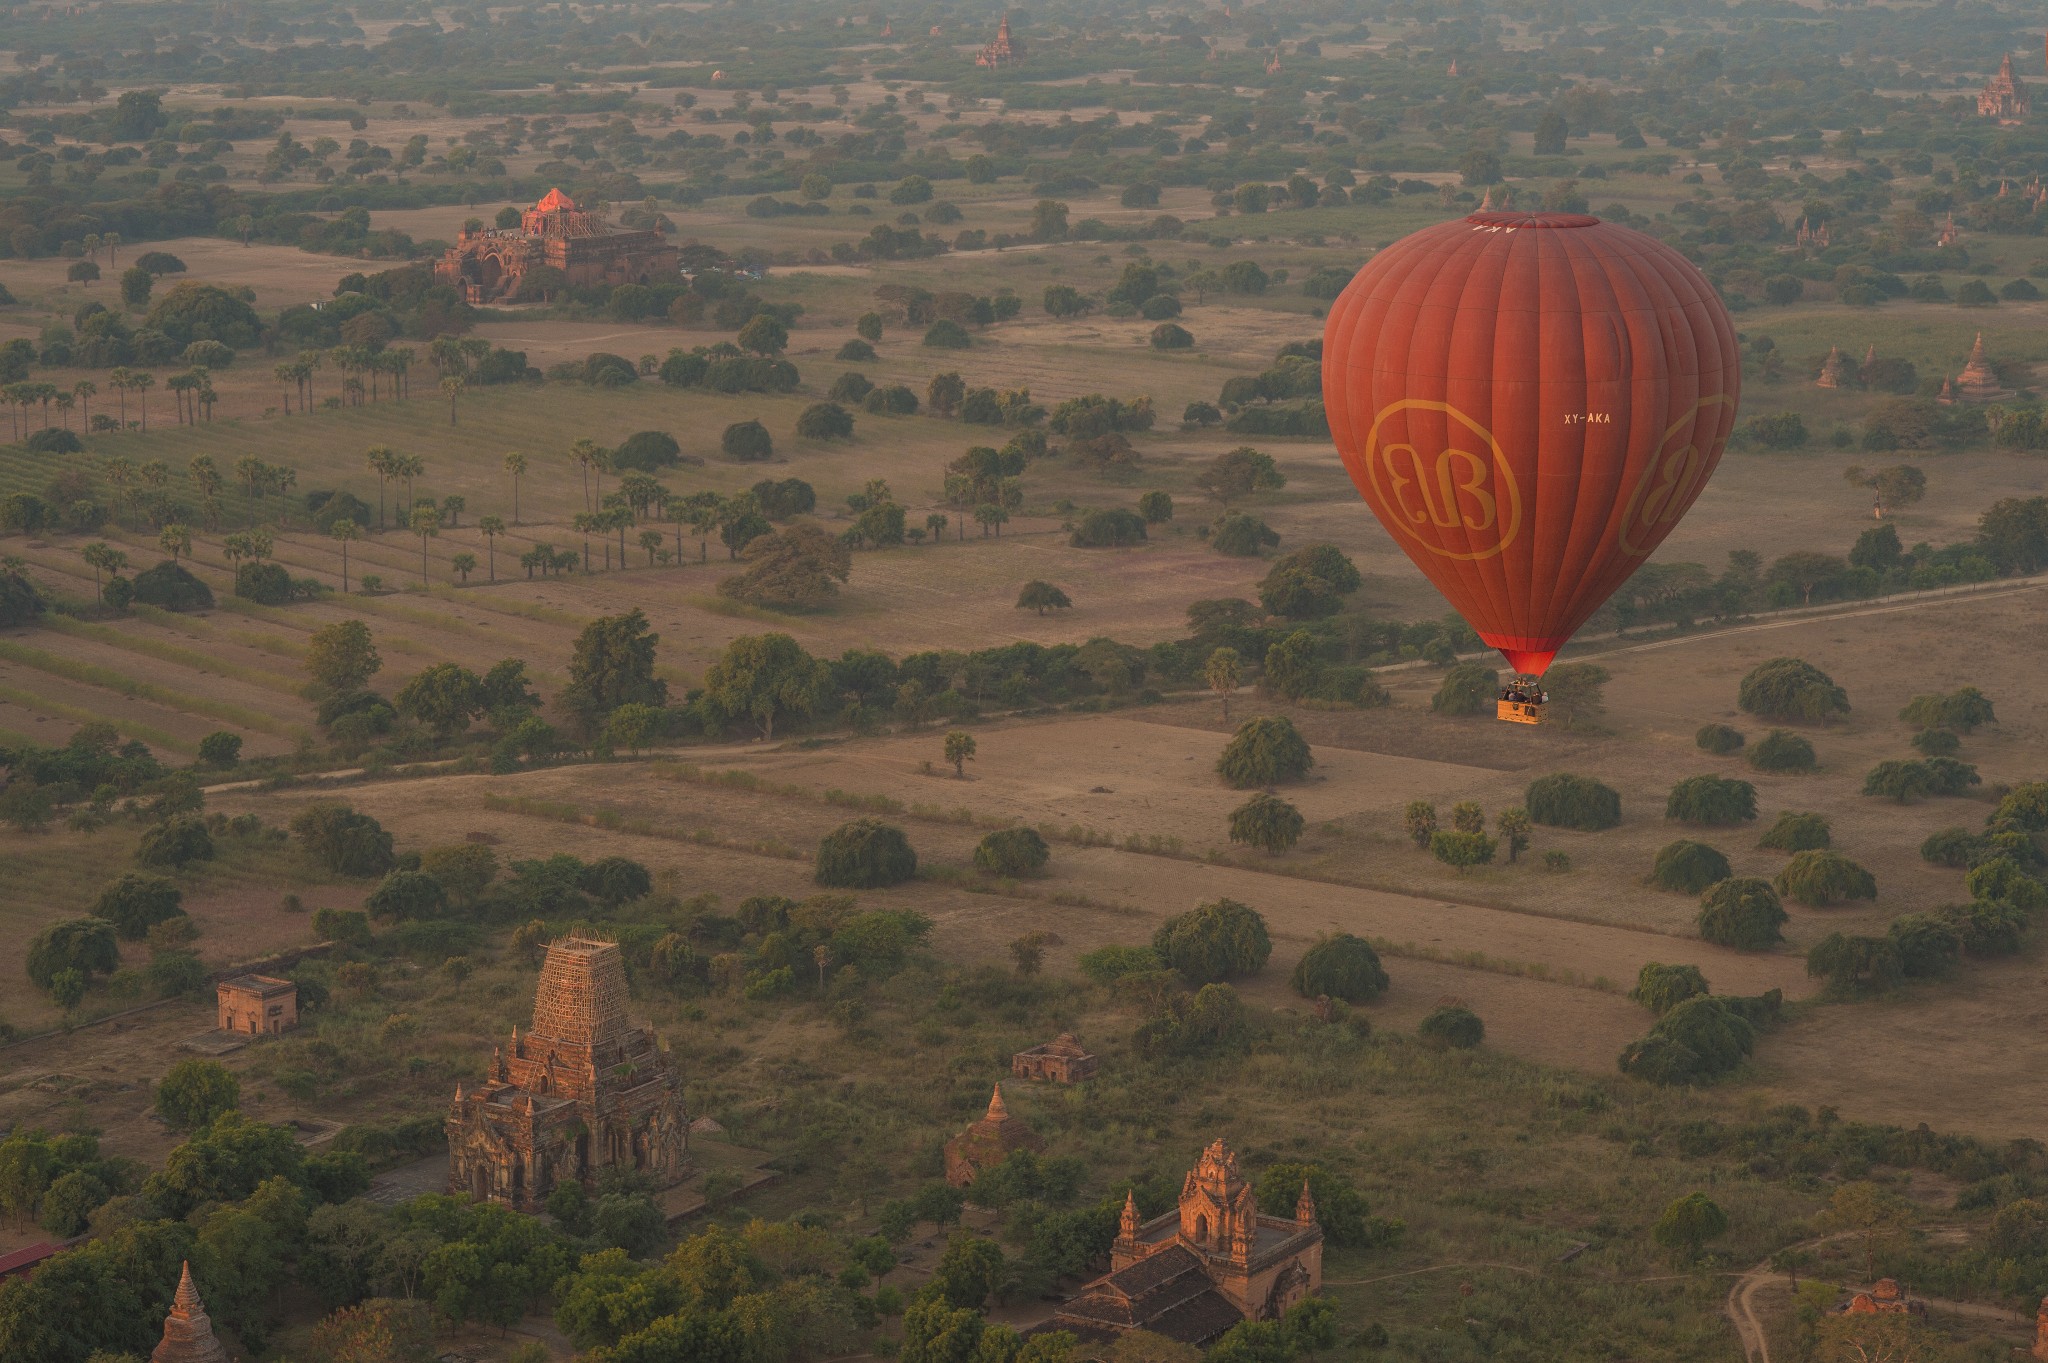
[0,1242,57,1279]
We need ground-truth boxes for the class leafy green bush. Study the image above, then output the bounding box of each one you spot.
[1665,775,1757,826]
[1747,730,1816,773]
[1290,933,1389,1003]
[1526,773,1622,831]
[974,827,1051,877]
[1215,716,1313,787]
[1963,856,2046,912]
[1806,932,1903,994]
[1759,811,1830,852]
[1910,728,1960,757]
[1695,724,1745,755]
[1153,898,1272,983]
[1069,508,1148,547]
[1775,849,1877,906]
[814,819,919,888]
[1887,914,1962,978]
[1631,963,1709,1015]
[1919,827,1982,868]
[1418,1004,1483,1049]
[1737,657,1849,722]
[93,874,185,939]
[137,816,215,868]
[1618,996,1756,1085]
[1696,878,1788,949]
[1935,900,2031,957]
[131,560,214,612]
[1431,662,1498,716]
[1650,840,1731,893]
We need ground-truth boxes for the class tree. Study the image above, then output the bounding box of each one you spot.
[1526,773,1622,830]
[94,873,184,940]
[1016,581,1072,616]
[1419,1004,1483,1048]
[1197,447,1284,506]
[1759,811,1830,852]
[1651,840,1731,893]
[1216,716,1313,787]
[1899,686,1994,734]
[1139,491,1174,524]
[719,524,852,610]
[290,803,396,878]
[815,819,918,888]
[1402,800,1438,849]
[1666,775,1757,826]
[1497,808,1532,862]
[603,702,662,756]
[305,620,381,695]
[1154,899,1271,983]
[1738,658,1849,722]
[366,869,448,922]
[975,827,1050,877]
[1748,730,1816,773]
[137,816,214,868]
[1652,1193,1728,1264]
[197,731,242,769]
[563,610,667,729]
[1204,648,1240,720]
[395,663,483,739]
[1229,792,1304,854]
[1696,723,1744,755]
[155,1058,240,1132]
[1820,1181,1913,1282]
[1257,544,1360,620]
[1696,878,1787,949]
[1861,759,1936,804]
[1291,933,1388,1003]
[1542,663,1609,731]
[703,633,828,740]
[722,420,775,462]
[737,314,788,357]
[1777,850,1877,906]
[1030,198,1069,241]
[796,402,854,440]
[1432,662,1496,716]
[942,730,977,778]
[27,917,119,989]
[1632,963,1709,1015]
[1430,829,1496,872]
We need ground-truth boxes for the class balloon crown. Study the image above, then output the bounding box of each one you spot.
[1463,210,1601,230]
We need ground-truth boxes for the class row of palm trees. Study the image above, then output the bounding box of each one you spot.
[2,379,103,438]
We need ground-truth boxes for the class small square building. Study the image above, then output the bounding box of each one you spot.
[1012,1033,1098,1084]
[216,975,298,1037]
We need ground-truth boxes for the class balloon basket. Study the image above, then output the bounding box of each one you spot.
[1495,676,1545,726]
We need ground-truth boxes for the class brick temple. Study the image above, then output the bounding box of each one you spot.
[1978,53,2030,124]
[432,188,678,304]
[975,13,1023,67]
[1012,1033,1098,1084]
[1044,1139,1323,1345]
[216,974,297,1037]
[944,1085,1044,1186]
[446,937,688,1211]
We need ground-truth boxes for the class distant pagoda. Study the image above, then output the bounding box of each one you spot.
[1816,345,1850,389]
[1953,332,2012,403]
[975,13,1023,66]
[1978,52,2030,124]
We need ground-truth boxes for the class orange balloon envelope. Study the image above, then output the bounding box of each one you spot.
[1322,211,1740,677]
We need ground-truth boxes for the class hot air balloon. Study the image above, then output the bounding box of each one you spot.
[1322,210,1739,722]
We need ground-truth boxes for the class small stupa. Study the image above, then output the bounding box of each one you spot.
[1815,345,1850,389]
[152,1262,231,1363]
[1954,333,2011,403]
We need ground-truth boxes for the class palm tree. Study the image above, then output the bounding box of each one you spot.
[103,231,120,271]
[130,371,154,431]
[440,374,465,426]
[159,522,192,561]
[188,455,223,529]
[79,541,126,605]
[107,368,133,428]
[274,362,298,414]
[478,514,505,583]
[364,446,396,531]
[397,454,424,510]
[388,346,414,400]
[503,451,527,525]
[570,437,601,512]
[330,519,359,594]
[54,392,73,429]
[167,371,199,425]
[572,511,598,572]
[100,456,134,519]
[412,504,441,587]
[73,380,95,430]
[82,233,101,266]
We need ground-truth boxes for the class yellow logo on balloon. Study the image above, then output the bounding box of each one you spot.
[1619,395,1735,557]
[1362,400,1522,561]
